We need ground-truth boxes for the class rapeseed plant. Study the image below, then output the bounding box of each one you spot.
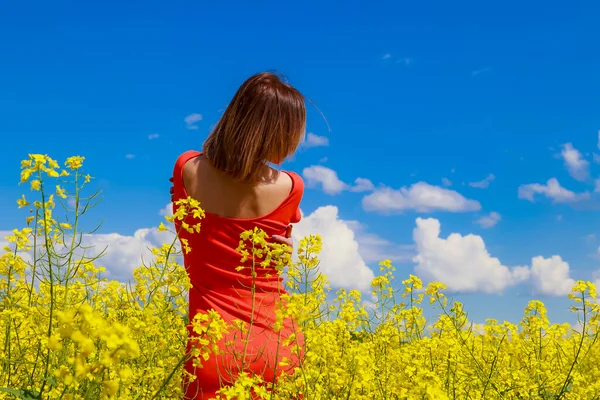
[0,154,599,399]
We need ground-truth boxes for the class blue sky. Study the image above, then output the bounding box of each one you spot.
[2,0,600,326]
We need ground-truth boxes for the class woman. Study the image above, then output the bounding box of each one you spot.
[169,72,306,399]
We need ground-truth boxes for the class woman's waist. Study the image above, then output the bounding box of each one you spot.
[190,284,291,315]
[189,283,288,304]
[178,218,289,244]
[185,256,287,285]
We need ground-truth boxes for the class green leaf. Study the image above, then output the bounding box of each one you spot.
[0,388,41,400]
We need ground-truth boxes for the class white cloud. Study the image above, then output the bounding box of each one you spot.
[441,177,452,187]
[184,113,203,130]
[0,231,11,243]
[362,183,481,213]
[79,228,176,281]
[597,130,600,150]
[302,133,329,148]
[561,143,589,181]
[293,206,375,291]
[475,212,501,228]
[125,154,135,159]
[412,218,578,296]
[159,203,173,217]
[518,178,590,203]
[1,226,175,283]
[594,179,600,193]
[0,231,12,248]
[294,164,485,214]
[412,218,529,294]
[529,255,575,296]
[469,174,495,189]
[382,53,392,60]
[148,134,160,140]
[593,271,600,296]
[593,153,600,164]
[351,178,375,193]
[302,166,348,195]
[344,220,414,264]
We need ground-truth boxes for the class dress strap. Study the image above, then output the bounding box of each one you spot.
[285,170,304,198]
[171,150,202,201]
[283,171,304,223]
[173,150,202,179]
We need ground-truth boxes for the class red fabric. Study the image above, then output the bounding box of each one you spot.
[171,151,304,399]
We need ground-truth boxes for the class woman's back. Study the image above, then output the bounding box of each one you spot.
[173,149,303,301]
[174,72,308,399]
[174,150,304,399]
[182,153,295,220]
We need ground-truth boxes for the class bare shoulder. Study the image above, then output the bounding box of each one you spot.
[262,167,293,195]
[181,158,298,218]
[182,154,210,190]
[276,169,293,187]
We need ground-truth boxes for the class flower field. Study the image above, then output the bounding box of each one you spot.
[1,154,600,399]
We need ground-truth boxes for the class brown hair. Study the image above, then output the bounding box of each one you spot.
[202,72,307,182]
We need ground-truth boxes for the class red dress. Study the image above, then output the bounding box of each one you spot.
[171,151,304,399]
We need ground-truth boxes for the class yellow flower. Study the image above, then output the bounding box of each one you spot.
[20,168,32,183]
[47,335,62,350]
[30,179,41,191]
[56,185,67,199]
[5,153,600,400]
[65,156,85,170]
[47,157,59,170]
[16,195,29,208]
[103,379,120,396]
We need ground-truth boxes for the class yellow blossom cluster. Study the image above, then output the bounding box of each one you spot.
[1,154,599,399]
